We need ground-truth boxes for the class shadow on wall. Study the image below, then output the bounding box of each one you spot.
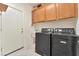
[33,18,77,32]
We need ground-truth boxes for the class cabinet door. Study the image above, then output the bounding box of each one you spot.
[74,4,78,17]
[0,3,8,12]
[32,10,38,23]
[57,3,77,19]
[32,7,45,23]
[45,4,57,21]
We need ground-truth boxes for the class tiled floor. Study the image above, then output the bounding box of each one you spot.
[8,44,40,56]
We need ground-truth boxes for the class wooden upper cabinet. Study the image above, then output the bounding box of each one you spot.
[45,4,57,21]
[32,7,45,23]
[57,3,77,19]
[0,3,8,12]
[32,3,78,24]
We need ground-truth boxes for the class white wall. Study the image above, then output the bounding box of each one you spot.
[5,3,33,49]
[33,18,77,32]
[76,4,79,35]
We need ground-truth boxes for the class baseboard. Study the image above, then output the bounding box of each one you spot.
[4,46,24,56]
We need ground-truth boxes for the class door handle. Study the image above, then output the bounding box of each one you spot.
[21,28,23,33]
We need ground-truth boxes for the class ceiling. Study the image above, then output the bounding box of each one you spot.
[29,3,40,7]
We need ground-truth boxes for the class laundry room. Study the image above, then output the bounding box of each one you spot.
[0,3,79,56]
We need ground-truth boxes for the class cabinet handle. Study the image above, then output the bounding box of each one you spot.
[60,41,67,44]
[77,40,79,45]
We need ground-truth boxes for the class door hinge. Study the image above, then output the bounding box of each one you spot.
[1,48,3,52]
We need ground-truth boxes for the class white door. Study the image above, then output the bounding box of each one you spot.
[1,7,24,55]
[0,13,2,55]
